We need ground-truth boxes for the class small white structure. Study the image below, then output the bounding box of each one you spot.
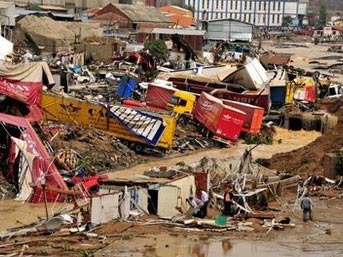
[0,35,13,61]
[91,193,120,225]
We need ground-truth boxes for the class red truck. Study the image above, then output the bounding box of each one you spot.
[192,92,246,145]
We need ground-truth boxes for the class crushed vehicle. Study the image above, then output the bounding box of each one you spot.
[40,93,177,154]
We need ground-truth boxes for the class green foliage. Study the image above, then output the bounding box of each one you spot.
[144,39,168,62]
[319,5,327,27]
[282,16,293,27]
[243,133,273,145]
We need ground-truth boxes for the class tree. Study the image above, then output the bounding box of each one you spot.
[319,4,327,27]
[282,16,293,27]
[144,39,168,62]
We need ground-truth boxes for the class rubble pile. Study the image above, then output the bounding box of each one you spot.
[50,125,145,173]
[172,121,215,152]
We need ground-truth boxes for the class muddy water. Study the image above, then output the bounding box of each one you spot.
[97,236,342,257]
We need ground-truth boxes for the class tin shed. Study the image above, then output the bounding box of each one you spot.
[204,19,253,42]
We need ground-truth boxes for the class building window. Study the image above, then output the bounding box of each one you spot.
[249,1,252,10]
[248,13,251,23]
[229,0,233,10]
[202,0,205,9]
[273,1,276,11]
[207,0,210,9]
[272,14,275,23]
[221,0,224,9]
[216,0,219,9]
[243,13,246,21]
[244,0,247,10]
[278,1,281,11]
[258,1,262,11]
[235,0,238,10]
[277,14,280,24]
[263,1,266,11]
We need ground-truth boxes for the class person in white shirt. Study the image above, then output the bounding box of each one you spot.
[188,196,204,218]
[200,190,210,217]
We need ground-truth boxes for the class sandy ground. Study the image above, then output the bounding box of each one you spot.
[106,127,320,181]
[262,40,343,83]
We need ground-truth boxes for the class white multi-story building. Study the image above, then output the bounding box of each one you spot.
[184,0,308,27]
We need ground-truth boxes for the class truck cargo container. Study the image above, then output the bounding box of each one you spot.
[192,92,246,144]
[221,99,264,133]
[40,93,176,152]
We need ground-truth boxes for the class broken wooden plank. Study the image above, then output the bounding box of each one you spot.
[237,212,276,220]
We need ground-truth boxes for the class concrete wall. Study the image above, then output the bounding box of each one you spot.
[0,2,16,26]
[61,21,103,40]
[167,175,195,212]
[77,43,119,64]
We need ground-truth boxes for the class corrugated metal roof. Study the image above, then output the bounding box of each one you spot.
[206,18,253,27]
[116,4,172,23]
[151,27,206,36]
[15,8,74,19]
[0,1,13,9]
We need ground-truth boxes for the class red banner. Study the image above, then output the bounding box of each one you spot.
[0,78,42,105]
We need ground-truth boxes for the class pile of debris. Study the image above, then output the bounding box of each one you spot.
[49,125,145,173]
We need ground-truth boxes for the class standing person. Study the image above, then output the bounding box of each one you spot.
[300,194,314,222]
[200,190,209,217]
[223,185,234,216]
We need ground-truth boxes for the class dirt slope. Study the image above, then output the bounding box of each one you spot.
[267,100,343,177]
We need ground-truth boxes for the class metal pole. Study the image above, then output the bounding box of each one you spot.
[42,184,49,220]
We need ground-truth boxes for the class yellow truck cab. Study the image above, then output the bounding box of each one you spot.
[166,90,196,117]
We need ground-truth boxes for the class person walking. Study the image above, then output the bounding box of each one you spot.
[300,194,314,222]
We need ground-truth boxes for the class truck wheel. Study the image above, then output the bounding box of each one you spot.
[122,140,129,147]
[135,144,143,153]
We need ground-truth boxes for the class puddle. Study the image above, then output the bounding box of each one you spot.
[141,239,343,257]
[97,235,343,257]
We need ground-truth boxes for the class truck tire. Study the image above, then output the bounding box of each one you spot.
[122,140,130,147]
[135,144,143,153]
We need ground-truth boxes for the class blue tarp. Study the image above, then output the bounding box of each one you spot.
[116,76,138,99]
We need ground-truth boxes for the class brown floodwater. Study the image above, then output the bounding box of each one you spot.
[95,234,343,257]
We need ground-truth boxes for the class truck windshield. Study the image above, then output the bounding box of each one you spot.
[169,97,179,105]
